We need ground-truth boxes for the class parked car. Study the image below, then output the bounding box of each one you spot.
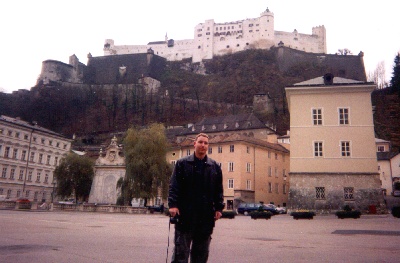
[276,206,288,214]
[58,199,76,205]
[237,203,278,215]
[263,204,279,215]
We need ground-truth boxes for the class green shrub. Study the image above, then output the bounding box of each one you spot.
[336,210,361,219]
[221,210,236,219]
[290,211,315,220]
[250,211,272,220]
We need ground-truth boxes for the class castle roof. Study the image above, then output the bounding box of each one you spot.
[185,113,273,135]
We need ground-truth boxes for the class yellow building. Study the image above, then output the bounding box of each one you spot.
[166,113,290,210]
[285,74,384,212]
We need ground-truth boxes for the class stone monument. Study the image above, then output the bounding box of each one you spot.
[88,136,125,204]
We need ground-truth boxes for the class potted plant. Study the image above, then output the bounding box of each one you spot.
[335,205,361,219]
[392,206,400,218]
[250,210,273,220]
[290,210,316,220]
[221,210,236,219]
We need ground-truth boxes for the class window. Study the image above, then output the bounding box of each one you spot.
[38,154,43,164]
[25,190,30,198]
[377,146,385,152]
[275,167,278,178]
[246,180,251,190]
[268,182,272,193]
[246,163,251,173]
[16,190,21,198]
[275,183,279,194]
[275,153,278,160]
[7,189,12,198]
[316,187,325,199]
[314,141,323,157]
[2,168,7,178]
[230,145,234,152]
[54,157,59,166]
[268,151,271,158]
[10,168,15,179]
[30,152,35,162]
[41,138,45,144]
[341,141,351,157]
[34,191,38,201]
[186,149,190,156]
[283,169,287,177]
[247,146,250,154]
[19,170,24,180]
[228,162,234,172]
[4,147,10,158]
[21,150,27,161]
[36,172,41,182]
[218,146,222,153]
[24,134,29,140]
[13,149,18,159]
[344,187,354,200]
[228,179,234,189]
[46,155,51,165]
[208,147,212,154]
[268,166,272,177]
[283,184,287,194]
[312,108,323,125]
[28,170,33,181]
[171,160,176,166]
[339,108,349,125]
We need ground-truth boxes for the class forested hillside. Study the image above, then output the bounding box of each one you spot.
[2,47,397,151]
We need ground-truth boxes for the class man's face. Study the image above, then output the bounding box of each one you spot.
[194,135,209,157]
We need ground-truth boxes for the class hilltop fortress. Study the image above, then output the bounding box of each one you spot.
[103,8,326,62]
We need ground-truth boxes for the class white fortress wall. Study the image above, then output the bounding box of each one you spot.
[103,8,325,62]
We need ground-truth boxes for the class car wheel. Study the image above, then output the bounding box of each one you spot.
[244,211,249,216]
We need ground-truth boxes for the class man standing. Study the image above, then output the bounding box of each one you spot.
[168,133,224,263]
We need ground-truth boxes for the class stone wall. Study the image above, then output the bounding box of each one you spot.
[288,172,385,213]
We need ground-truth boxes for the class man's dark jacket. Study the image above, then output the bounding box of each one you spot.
[168,154,224,235]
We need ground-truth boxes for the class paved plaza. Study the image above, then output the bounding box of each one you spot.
[1,210,399,263]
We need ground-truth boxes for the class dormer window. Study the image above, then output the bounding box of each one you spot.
[235,122,239,128]
[212,125,216,130]
[202,125,206,131]
[224,124,228,129]
[247,122,252,127]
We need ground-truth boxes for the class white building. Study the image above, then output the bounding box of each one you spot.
[376,138,400,195]
[0,115,72,203]
[104,8,326,63]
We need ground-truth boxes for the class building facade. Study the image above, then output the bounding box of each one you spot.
[165,113,290,210]
[285,74,384,212]
[0,115,72,203]
[104,8,326,63]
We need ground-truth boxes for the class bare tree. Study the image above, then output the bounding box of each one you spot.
[370,61,387,89]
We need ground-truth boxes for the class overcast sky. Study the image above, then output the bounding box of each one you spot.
[0,0,399,93]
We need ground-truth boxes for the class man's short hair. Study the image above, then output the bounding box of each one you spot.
[195,133,209,141]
